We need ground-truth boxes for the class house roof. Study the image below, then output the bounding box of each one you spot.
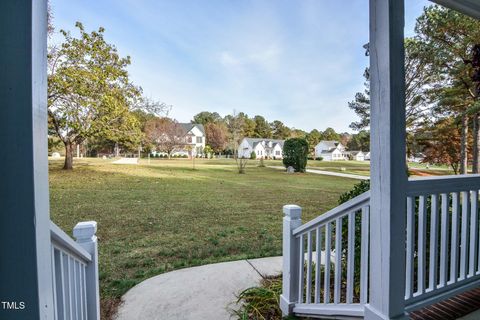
[317,140,338,149]
[431,0,480,20]
[345,151,364,156]
[320,148,340,154]
[179,123,205,135]
[243,138,285,148]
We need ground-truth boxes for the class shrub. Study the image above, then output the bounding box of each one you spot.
[282,138,309,173]
[338,179,370,204]
[316,157,323,161]
[250,151,257,160]
[232,276,283,320]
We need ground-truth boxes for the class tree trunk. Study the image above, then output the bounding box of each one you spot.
[460,114,469,174]
[473,113,480,174]
[63,141,74,170]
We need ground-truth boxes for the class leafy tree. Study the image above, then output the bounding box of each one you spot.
[289,129,307,139]
[205,122,228,153]
[414,6,480,174]
[322,127,340,141]
[192,111,222,125]
[347,131,370,151]
[419,117,464,174]
[226,111,248,173]
[145,118,186,158]
[282,138,309,173]
[253,115,272,138]
[349,39,431,131]
[306,129,322,155]
[241,114,256,137]
[48,22,143,169]
[348,69,371,131]
[270,120,291,139]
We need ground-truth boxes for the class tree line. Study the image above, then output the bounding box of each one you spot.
[349,5,480,174]
[47,21,370,169]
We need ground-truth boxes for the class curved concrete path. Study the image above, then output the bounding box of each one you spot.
[113,157,139,165]
[268,165,369,180]
[115,257,282,320]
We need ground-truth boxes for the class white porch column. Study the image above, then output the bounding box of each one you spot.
[0,0,54,319]
[365,1,408,319]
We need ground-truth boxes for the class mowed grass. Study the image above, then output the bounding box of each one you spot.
[49,158,357,318]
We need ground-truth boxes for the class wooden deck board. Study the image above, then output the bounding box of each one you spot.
[410,287,480,320]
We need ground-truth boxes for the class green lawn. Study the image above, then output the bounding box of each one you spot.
[49,158,358,319]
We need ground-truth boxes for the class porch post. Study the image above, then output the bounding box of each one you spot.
[365,0,408,319]
[0,0,54,319]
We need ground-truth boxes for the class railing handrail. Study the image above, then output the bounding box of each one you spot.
[50,221,91,262]
[292,191,370,236]
[407,174,480,196]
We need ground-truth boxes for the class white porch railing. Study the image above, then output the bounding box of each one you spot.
[281,175,480,319]
[50,221,100,320]
[405,175,480,312]
[280,191,370,318]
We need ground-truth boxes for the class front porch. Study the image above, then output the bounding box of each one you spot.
[1,0,480,320]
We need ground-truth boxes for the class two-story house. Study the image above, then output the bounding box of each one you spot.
[238,138,285,159]
[173,123,206,157]
[314,140,346,161]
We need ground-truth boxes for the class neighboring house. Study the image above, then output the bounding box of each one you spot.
[364,152,371,161]
[152,123,206,157]
[344,150,366,161]
[175,123,206,157]
[314,141,346,161]
[408,153,425,163]
[238,138,285,159]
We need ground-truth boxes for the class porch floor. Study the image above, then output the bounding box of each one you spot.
[410,287,480,320]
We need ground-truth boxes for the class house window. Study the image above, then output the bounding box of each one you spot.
[187,136,193,143]
[275,151,280,156]
[196,137,202,143]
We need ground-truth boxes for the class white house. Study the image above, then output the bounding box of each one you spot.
[174,123,206,157]
[151,123,206,158]
[408,152,425,163]
[238,138,284,159]
[344,150,366,161]
[364,151,371,161]
[314,140,346,161]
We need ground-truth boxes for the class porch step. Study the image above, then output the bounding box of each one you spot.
[410,287,480,320]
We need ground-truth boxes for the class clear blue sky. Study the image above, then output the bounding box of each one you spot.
[50,0,430,133]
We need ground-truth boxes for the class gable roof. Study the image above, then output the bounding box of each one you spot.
[316,140,344,150]
[179,123,205,135]
[345,151,364,156]
[243,138,285,148]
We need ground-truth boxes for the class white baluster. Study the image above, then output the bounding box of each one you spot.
[470,190,478,277]
[428,194,439,291]
[460,191,470,280]
[324,222,332,303]
[405,196,415,299]
[450,192,459,284]
[360,206,369,304]
[418,195,426,294]
[346,212,355,304]
[439,193,449,287]
[334,217,342,304]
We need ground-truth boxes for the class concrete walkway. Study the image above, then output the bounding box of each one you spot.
[115,257,282,320]
[112,157,139,165]
[268,165,369,180]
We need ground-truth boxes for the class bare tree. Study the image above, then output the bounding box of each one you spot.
[145,118,186,158]
[226,111,248,173]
